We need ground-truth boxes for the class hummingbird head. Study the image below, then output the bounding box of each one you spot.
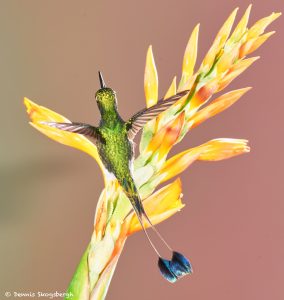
[95,71,117,112]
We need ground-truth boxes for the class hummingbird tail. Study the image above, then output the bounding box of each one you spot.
[129,194,171,255]
[121,178,192,281]
[128,193,193,282]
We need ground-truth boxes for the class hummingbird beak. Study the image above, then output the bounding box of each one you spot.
[98,71,106,89]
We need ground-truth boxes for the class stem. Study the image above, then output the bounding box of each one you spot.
[65,236,127,300]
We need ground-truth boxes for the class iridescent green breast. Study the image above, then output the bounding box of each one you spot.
[97,124,133,179]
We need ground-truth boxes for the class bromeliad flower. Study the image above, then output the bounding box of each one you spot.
[24,5,280,300]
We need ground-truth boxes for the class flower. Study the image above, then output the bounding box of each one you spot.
[24,5,280,300]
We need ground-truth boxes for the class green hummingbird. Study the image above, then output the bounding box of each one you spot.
[42,72,192,282]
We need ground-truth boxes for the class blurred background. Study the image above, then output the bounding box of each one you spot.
[0,0,283,299]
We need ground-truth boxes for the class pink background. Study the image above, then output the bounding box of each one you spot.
[1,1,283,299]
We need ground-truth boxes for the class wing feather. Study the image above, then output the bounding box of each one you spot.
[126,90,189,139]
[40,122,101,142]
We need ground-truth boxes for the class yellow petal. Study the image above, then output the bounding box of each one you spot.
[157,138,249,183]
[90,236,126,299]
[157,148,201,184]
[201,36,221,71]
[202,8,238,69]
[153,77,177,133]
[128,178,184,234]
[216,45,240,74]
[190,87,251,129]
[147,112,185,158]
[229,4,252,43]
[197,138,250,161]
[94,189,108,238]
[248,31,275,54]
[190,76,220,110]
[25,97,69,123]
[24,97,105,174]
[144,45,158,108]
[240,31,275,57]
[179,24,200,90]
[217,8,239,46]
[217,56,259,92]
[164,76,177,99]
[247,12,281,40]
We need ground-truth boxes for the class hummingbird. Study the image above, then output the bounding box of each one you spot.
[42,72,192,282]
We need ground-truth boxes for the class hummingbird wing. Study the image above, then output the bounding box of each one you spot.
[40,122,101,142]
[126,90,189,139]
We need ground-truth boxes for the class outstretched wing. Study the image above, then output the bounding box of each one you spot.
[126,90,189,139]
[40,121,102,143]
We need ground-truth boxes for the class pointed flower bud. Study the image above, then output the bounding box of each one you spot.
[144,46,158,108]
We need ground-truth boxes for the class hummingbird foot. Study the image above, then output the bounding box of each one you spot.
[158,251,193,283]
